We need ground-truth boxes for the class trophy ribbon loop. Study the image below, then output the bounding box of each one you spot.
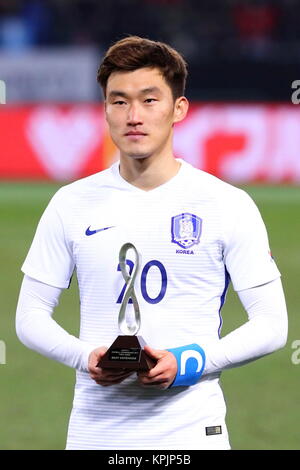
[118,243,141,335]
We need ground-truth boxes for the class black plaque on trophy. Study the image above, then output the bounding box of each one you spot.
[97,243,155,371]
[98,335,155,370]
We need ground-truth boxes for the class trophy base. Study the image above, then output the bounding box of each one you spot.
[97,335,155,371]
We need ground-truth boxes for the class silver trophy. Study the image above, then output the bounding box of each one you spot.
[98,243,154,370]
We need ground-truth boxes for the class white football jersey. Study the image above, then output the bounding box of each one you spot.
[22,159,280,449]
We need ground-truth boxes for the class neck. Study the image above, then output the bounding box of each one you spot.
[119,153,181,191]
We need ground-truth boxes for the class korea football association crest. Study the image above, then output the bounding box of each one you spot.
[171,213,202,249]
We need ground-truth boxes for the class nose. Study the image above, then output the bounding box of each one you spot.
[127,103,143,126]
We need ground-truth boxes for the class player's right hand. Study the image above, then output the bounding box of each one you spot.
[88,347,134,386]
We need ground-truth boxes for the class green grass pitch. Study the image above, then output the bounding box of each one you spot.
[0,182,299,449]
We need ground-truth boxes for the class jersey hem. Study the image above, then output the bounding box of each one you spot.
[233,273,281,292]
[21,265,70,289]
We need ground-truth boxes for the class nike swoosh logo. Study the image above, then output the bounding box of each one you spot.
[85,225,116,236]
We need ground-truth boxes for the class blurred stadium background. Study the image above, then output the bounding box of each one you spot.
[1,0,300,450]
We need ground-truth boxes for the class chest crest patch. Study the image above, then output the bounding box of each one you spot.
[171,213,202,249]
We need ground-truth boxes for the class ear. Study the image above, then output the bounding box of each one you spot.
[104,99,110,126]
[173,96,189,124]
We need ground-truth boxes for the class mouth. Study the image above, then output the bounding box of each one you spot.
[124,131,147,140]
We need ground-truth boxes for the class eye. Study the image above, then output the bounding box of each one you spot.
[113,100,126,105]
[144,98,157,104]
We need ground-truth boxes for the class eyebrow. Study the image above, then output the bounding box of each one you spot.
[108,87,162,99]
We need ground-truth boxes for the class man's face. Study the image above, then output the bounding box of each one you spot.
[105,67,188,160]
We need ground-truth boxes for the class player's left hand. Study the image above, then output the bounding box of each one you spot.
[137,345,177,390]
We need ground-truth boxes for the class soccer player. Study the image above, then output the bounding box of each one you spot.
[16,36,288,450]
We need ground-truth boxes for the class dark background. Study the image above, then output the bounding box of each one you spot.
[0,0,299,101]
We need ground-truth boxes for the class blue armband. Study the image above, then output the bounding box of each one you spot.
[167,343,206,387]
